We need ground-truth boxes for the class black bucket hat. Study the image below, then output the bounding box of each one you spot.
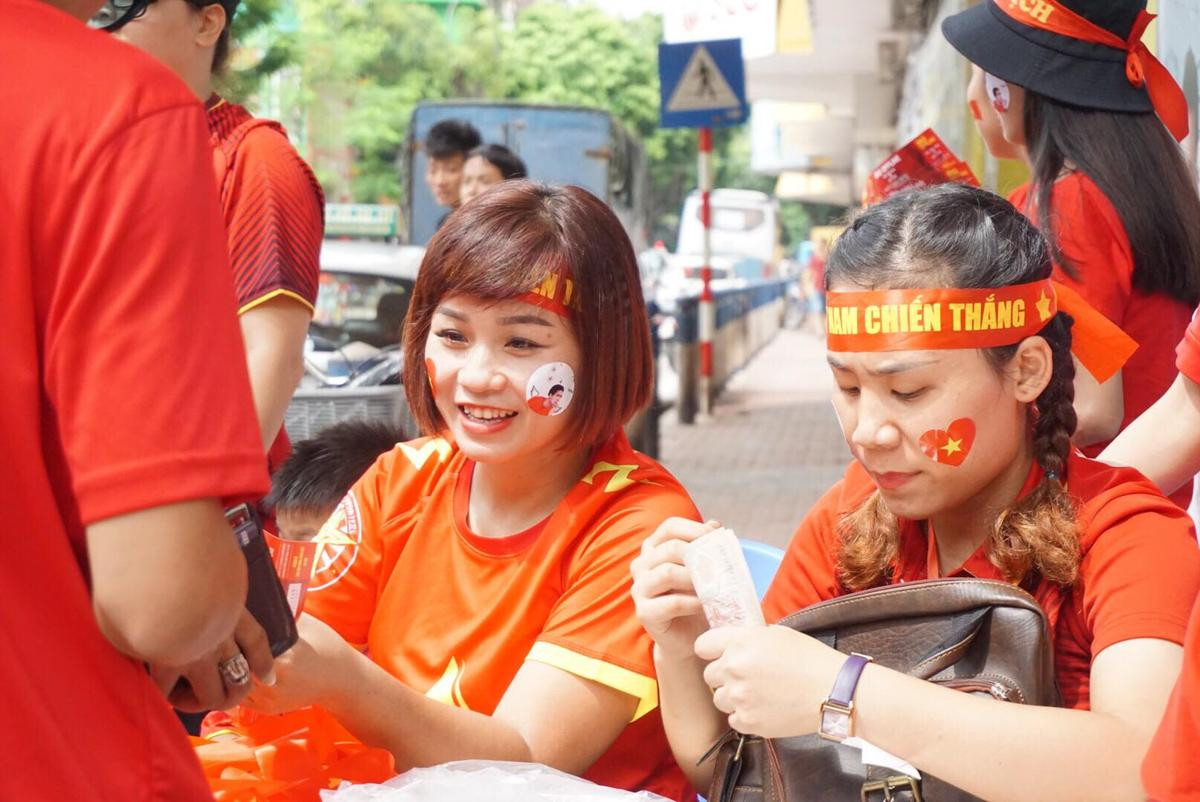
[942,0,1183,130]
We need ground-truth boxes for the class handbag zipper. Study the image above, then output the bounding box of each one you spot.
[935,677,1017,701]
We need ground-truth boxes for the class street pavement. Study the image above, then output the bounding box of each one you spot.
[658,327,851,550]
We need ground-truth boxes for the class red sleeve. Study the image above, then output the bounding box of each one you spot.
[44,104,268,524]
[531,488,700,718]
[1077,493,1200,656]
[1143,595,1200,800]
[226,127,324,314]
[1044,176,1133,325]
[761,474,857,622]
[1176,308,1200,384]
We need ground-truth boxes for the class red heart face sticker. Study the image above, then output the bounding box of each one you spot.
[919,418,976,467]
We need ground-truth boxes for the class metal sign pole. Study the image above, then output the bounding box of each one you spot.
[698,126,714,417]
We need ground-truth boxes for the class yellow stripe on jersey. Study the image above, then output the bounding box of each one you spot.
[237,288,316,316]
[527,642,658,721]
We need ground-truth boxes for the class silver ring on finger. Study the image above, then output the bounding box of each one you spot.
[218,652,251,687]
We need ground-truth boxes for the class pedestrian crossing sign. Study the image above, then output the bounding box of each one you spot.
[659,38,748,129]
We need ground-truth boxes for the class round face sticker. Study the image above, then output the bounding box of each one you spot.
[525,362,576,417]
[984,72,1010,113]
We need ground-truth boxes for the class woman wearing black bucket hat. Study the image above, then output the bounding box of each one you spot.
[944,0,1200,510]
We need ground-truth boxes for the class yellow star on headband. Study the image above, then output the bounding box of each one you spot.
[941,438,963,456]
[1036,291,1053,322]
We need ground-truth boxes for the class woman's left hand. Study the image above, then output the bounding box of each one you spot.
[694,625,845,739]
[243,613,359,714]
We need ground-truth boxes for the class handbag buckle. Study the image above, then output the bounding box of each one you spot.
[861,776,923,802]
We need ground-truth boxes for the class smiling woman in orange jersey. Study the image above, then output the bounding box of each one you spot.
[241,182,701,801]
[632,185,1200,801]
[111,0,324,471]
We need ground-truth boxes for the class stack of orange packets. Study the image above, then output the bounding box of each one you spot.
[192,706,395,801]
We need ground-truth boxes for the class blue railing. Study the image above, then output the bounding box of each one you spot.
[675,279,791,343]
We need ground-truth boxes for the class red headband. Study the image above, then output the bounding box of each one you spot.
[826,278,1137,383]
[993,0,1188,141]
[519,272,578,319]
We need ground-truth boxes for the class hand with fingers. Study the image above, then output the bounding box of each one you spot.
[243,613,362,715]
[151,608,276,713]
[695,624,843,738]
[630,517,722,661]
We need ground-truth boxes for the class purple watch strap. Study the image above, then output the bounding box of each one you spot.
[828,653,872,706]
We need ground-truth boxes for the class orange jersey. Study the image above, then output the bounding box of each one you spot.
[1010,176,1193,507]
[305,430,700,800]
[764,454,1200,709]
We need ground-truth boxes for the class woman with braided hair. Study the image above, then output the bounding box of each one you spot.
[631,184,1200,800]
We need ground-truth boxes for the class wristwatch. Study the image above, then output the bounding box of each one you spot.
[817,652,874,742]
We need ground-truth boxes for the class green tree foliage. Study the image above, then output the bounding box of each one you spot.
[230,0,843,239]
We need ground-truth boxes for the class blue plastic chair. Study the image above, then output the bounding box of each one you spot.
[739,538,785,601]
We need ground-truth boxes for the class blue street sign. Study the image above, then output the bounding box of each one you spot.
[658,38,748,129]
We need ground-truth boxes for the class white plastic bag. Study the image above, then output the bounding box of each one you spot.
[320,760,672,802]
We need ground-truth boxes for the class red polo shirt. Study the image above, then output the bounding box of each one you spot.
[1,2,268,799]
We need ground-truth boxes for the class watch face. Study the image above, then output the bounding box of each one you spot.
[820,706,851,741]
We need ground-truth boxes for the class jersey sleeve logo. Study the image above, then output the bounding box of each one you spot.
[308,492,363,592]
[426,658,472,710]
[399,437,453,471]
[580,461,641,493]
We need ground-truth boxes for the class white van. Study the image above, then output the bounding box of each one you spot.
[673,188,782,281]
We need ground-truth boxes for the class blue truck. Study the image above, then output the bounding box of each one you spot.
[405,100,651,249]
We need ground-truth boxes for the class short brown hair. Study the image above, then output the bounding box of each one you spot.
[403,182,653,448]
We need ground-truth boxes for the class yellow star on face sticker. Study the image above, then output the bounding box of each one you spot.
[1035,291,1053,322]
[941,438,963,456]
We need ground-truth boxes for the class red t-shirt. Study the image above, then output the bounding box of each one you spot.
[304,431,701,800]
[208,97,324,472]
[1010,176,1193,507]
[1143,595,1200,800]
[1,3,269,800]
[764,455,1200,710]
[1175,307,1200,387]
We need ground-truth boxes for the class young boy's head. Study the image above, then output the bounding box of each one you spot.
[266,419,406,540]
[424,119,482,210]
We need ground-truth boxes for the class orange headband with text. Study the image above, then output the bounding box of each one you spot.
[518,271,579,319]
[994,0,1188,140]
[826,279,1137,383]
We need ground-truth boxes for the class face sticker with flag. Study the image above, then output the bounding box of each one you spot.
[920,418,977,468]
[825,278,1138,384]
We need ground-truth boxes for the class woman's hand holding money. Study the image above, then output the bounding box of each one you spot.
[630,517,721,660]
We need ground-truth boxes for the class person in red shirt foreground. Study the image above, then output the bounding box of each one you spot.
[1102,314,1200,799]
[631,185,1199,801]
[1,0,274,798]
[239,183,702,801]
[942,0,1200,510]
[105,0,324,473]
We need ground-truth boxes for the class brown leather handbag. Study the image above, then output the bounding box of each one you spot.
[706,578,1060,802]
